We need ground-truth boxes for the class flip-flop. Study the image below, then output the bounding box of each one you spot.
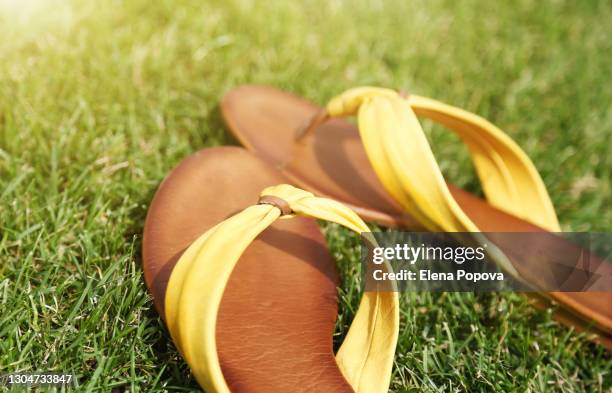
[221,85,612,348]
[142,146,398,392]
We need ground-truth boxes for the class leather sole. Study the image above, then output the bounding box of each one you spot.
[143,146,355,392]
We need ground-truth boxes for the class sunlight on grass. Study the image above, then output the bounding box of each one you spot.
[0,0,58,16]
[0,0,73,34]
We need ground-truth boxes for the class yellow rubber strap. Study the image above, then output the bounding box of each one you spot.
[325,87,561,233]
[165,184,399,393]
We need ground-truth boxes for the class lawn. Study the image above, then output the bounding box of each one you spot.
[0,0,610,391]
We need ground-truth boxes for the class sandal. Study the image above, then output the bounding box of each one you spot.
[143,146,398,392]
[221,85,612,348]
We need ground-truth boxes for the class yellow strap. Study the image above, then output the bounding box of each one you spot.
[325,87,560,233]
[165,184,399,393]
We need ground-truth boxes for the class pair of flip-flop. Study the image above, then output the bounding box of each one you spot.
[143,86,612,392]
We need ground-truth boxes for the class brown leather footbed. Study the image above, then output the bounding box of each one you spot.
[142,146,354,392]
[221,85,612,348]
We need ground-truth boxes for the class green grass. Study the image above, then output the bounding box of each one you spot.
[0,0,610,391]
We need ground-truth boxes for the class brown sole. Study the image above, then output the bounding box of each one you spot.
[142,146,354,392]
[221,85,612,348]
